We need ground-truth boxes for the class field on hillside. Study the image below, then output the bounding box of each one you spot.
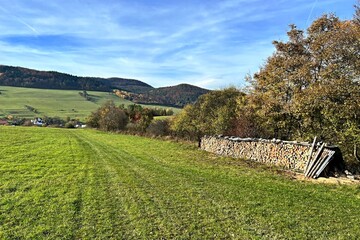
[0,86,180,120]
[1,127,360,239]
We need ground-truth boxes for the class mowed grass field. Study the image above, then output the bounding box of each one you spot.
[1,127,360,239]
[0,86,180,120]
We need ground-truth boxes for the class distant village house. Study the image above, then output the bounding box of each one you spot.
[31,118,44,126]
[0,119,8,125]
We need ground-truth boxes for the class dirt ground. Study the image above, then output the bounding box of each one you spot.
[281,170,360,185]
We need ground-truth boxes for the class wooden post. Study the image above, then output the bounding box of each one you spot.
[354,144,360,162]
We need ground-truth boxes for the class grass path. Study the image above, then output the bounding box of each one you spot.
[1,127,360,239]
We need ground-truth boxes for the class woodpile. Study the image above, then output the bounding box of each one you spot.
[200,135,338,178]
[304,143,336,178]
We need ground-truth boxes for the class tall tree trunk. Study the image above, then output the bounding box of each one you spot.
[355,144,360,162]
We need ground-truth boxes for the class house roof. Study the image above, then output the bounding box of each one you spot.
[0,120,8,124]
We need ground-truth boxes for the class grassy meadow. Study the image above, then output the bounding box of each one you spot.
[0,86,180,120]
[1,126,360,239]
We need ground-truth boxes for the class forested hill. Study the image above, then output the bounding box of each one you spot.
[0,65,209,107]
[127,84,210,107]
[0,65,153,93]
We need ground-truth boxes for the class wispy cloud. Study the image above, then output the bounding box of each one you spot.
[0,0,355,89]
[0,5,39,35]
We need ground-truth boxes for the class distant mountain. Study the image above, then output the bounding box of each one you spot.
[0,65,153,93]
[0,65,210,107]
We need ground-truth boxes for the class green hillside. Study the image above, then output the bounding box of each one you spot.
[0,65,210,107]
[0,86,179,120]
[1,127,360,239]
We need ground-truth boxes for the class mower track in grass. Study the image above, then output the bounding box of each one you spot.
[1,127,360,239]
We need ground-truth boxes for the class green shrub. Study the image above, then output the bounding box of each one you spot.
[65,122,75,128]
[146,119,170,136]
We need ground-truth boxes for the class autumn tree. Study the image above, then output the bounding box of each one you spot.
[171,88,243,140]
[251,24,310,139]
[230,92,265,138]
[354,0,360,25]
[248,9,360,161]
[171,104,200,140]
[87,101,128,131]
[117,104,154,132]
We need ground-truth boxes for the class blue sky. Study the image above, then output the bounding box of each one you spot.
[0,0,356,89]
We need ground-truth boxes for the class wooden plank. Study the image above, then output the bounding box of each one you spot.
[305,143,325,177]
[304,137,317,174]
[305,143,324,177]
[313,150,335,179]
[308,154,327,178]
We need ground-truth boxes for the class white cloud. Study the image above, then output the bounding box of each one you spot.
[0,0,355,89]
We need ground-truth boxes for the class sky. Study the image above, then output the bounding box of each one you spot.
[0,0,357,89]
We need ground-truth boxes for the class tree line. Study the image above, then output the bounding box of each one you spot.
[172,3,360,164]
[86,102,173,135]
[86,3,359,166]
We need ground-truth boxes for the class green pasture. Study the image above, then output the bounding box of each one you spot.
[1,127,360,239]
[0,86,180,120]
[153,115,174,120]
